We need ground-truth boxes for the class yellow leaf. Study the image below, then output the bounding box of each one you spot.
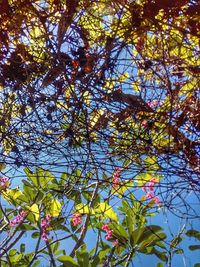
[95,203,118,222]
[26,204,40,222]
[3,188,22,201]
[135,173,153,186]
[75,203,91,215]
[49,199,61,217]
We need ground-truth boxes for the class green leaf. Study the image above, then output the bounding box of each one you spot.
[156,263,164,267]
[189,245,200,251]
[194,264,200,267]
[109,223,129,240]
[174,249,184,254]
[31,232,40,238]
[53,241,60,253]
[24,168,38,186]
[151,248,168,262]
[186,230,200,241]
[76,244,90,267]
[113,180,133,198]
[20,244,25,253]
[32,260,41,267]
[57,256,79,267]
[95,203,118,221]
[123,159,132,168]
[17,224,37,231]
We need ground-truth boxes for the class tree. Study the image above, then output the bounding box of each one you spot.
[0,0,199,266]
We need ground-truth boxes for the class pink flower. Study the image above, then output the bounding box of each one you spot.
[105,229,113,240]
[72,213,82,227]
[147,99,159,109]
[141,120,148,128]
[153,196,160,204]
[112,239,119,246]
[102,224,113,241]
[0,177,10,191]
[102,224,110,232]
[9,211,26,228]
[145,192,154,199]
[112,167,121,187]
[142,186,148,193]
[41,214,52,242]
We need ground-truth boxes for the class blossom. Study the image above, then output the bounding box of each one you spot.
[72,213,82,227]
[102,224,110,232]
[145,192,154,199]
[0,177,10,191]
[153,195,160,204]
[102,224,113,241]
[41,214,52,242]
[9,211,26,227]
[112,167,121,187]
[112,239,119,246]
[105,229,113,240]
[142,177,160,204]
[147,99,159,109]
[141,120,148,128]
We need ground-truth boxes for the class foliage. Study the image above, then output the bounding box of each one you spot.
[0,0,199,266]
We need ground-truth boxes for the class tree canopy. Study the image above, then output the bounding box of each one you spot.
[0,0,199,266]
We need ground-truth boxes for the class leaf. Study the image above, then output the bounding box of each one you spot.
[32,260,41,267]
[0,163,6,171]
[194,264,200,267]
[186,230,200,241]
[174,249,184,254]
[17,224,37,231]
[75,203,91,215]
[32,232,40,238]
[113,180,133,198]
[144,156,160,171]
[3,188,23,204]
[157,263,164,267]
[95,203,118,222]
[189,245,200,251]
[57,256,79,267]
[20,244,25,253]
[123,159,132,168]
[76,244,90,267]
[135,173,153,186]
[30,204,40,222]
[49,199,61,217]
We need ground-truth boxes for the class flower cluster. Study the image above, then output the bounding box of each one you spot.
[141,120,148,128]
[41,214,51,242]
[147,99,159,109]
[112,167,121,187]
[9,211,26,227]
[72,213,82,227]
[102,224,118,246]
[0,177,10,192]
[142,177,160,204]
